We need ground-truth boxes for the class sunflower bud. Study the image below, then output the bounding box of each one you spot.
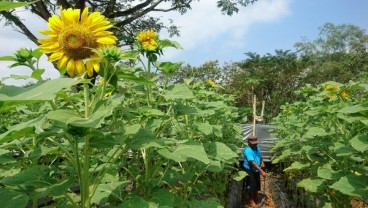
[14,48,33,64]
[97,46,123,63]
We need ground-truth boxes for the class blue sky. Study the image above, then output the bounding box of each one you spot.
[159,0,368,66]
[1,0,368,84]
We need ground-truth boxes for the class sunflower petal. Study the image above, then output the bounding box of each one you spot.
[71,9,81,23]
[57,55,69,69]
[75,60,85,75]
[48,15,64,32]
[66,59,75,77]
[96,37,117,45]
[92,25,114,33]
[62,8,79,24]
[49,51,64,62]
[80,7,89,24]
[39,30,54,36]
[92,61,100,73]
[86,61,94,77]
[94,31,113,37]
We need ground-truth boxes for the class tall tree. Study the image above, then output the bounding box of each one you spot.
[295,23,368,55]
[224,50,306,121]
[295,23,368,85]
[1,0,258,47]
[170,60,226,83]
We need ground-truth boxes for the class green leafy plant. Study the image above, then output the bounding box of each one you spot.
[272,80,368,207]
[0,26,243,208]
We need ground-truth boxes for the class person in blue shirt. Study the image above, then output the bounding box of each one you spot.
[243,135,267,208]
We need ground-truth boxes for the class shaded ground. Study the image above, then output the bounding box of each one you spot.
[242,175,277,208]
[241,175,368,208]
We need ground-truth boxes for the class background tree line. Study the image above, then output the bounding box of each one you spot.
[172,23,368,122]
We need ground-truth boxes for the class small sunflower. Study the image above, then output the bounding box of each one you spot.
[341,91,350,100]
[324,84,340,92]
[327,92,337,99]
[354,171,362,176]
[38,8,117,77]
[98,77,104,85]
[283,107,292,115]
[136,30,159,51]
[207,79,217,88]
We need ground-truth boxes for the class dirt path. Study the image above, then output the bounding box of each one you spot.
[241,175,368,208]
[242,176,277,208]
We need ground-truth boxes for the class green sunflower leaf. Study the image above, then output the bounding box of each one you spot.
[0,1,38,11]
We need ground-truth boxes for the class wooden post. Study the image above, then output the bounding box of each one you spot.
[252,95,265,136]
[252,95,256,136]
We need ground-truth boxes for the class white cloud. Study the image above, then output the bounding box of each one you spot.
[154,0,292,61]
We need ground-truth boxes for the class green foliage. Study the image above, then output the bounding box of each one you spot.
[295,23,368,55]
[272,80,368,206]
[0,48,48,83]
[0,1,38,11]
[295,23,368,85]
[0,187,29,208]
[0,39,243,207]
[217,0,258,15]
[225,50,306,121]
[170,61,226,84]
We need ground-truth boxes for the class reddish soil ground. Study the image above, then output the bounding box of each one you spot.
[242,176,277,208]
[242,175,368,208]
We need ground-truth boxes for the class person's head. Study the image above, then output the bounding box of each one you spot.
[247,135,259,147]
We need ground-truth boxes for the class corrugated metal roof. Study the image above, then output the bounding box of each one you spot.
[240,124,278,162]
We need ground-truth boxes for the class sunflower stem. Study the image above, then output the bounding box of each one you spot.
[90,145,124,199]
[82,136,91,208]
[84,81,90,118]
[142,149,151,198]
[146,60,152,106]
[79,81,91,208]
[101,62,108,99]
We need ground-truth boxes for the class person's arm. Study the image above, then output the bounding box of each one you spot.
[245,147,267,177]
[250,161,267,177]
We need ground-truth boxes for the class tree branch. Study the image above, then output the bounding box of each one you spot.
[30,0,52,21]
[114,0,164,27]
[0,11,38,46]
[152,0,193,12]
[75,0,86,9]
[57,0,71,9]
[107,0,154,18]
[103,0,116,17]
[86,0,98,11]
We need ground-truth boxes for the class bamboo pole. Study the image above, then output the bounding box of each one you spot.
[252,95,265,136]
[252,95,256,136]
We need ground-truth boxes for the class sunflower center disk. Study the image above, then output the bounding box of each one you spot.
[59,24,97,60]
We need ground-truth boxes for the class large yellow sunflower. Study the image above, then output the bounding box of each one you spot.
[38,8,117,77]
